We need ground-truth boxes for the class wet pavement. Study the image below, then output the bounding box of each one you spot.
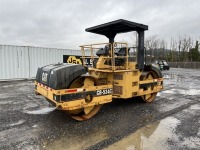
[0,68,200,150]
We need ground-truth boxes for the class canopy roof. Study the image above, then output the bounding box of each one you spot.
[85,19,148,38]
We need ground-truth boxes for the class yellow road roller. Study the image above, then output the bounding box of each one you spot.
[35,19,163,121]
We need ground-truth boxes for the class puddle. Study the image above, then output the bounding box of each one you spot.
[105,117,180,150]
[0,99,24,105]
[190,104,200,110]
[24,107,56,115]
[0,93,16,99]
[183,104,200,116]
[163,73,181,81]
[44,128,108,150]
[181,137,200,149]
[162,89,200,96]
[0,85,14,88]
[157,92,161,97]
[156,92,173,100]
[156,98,189,113]
[0,100,13,105]
[163,74,183,86]
[23,103,39,110]
[32,125,38,128]
[18,86,32,92]
[8,120,26,127]
[163,74,177,79]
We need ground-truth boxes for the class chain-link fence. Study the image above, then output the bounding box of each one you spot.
[168,62,200,69]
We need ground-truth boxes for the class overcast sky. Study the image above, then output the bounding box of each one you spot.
[0,0,200,49]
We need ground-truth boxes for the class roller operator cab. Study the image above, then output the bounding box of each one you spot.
[35,19,164,121]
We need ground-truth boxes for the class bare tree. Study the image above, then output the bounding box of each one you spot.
[177,35,194,62]
[159,39,168,60]
[145,35,159,62]
[128,33,198,62]
[169,37,178,62]
[128,31,138,47]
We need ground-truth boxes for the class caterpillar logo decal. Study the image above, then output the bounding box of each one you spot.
[67,56,82,64]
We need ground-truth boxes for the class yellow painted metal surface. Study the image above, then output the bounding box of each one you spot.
[35,42,164,112]
[35,81,112,110]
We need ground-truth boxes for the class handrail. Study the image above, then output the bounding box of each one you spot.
[80,43,111,47]
[80,42,136,70]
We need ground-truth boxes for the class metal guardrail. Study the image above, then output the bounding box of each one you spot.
[80,42,137,70]
[168,62,200,69]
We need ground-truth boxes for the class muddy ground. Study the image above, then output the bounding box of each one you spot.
[0,68,200,150]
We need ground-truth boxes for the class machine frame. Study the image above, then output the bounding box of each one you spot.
[35,19,164,121]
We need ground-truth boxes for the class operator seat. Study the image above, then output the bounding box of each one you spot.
[96,45,109,56]
[115,47,129,66]
[93,45,110,68]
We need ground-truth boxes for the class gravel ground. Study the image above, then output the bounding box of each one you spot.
[0,68,200,150]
